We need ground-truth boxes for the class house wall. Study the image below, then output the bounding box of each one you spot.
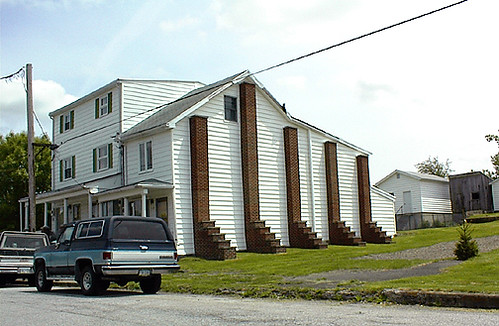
[53,86,121,191]
[371,188,396,236]
[492,180,499,212]
[126,130,172,185]
[121,80,203,132]
[376,173,422,214]
[420,179,452,213]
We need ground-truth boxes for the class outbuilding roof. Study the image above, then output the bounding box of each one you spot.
[376,170,449,186]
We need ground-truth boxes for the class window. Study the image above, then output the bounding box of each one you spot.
[94,92,112,119]
[471,192,480,200]
[59,110,74,133]
[139,141,153,171]
[76,221,104,239]
[59,156,75,181]
[93,144,113,172]
[224,95,237,122]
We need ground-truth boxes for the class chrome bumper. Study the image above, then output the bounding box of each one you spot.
[100,264,180,276]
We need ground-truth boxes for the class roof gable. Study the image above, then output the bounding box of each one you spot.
[376,170,449,186]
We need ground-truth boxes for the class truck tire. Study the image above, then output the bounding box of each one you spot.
[35,265,53,292]
[80,266,103,296]
[139,275,162,294]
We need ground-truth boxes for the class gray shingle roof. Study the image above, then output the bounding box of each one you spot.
[121,71,248,138]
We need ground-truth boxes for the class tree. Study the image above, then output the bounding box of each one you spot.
[485,131,499,179]
[415,156,453,178]
[454,222,478,261]
[0,132,52,231]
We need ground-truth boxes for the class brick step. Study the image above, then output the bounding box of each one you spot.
[361,221,392,244]
[246,221,286,254]
[329,221,365,246]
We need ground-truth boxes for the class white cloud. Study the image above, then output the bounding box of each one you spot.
[0,79,77,138]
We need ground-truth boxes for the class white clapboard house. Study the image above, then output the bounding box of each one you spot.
[31,71,394,259]
[375,170,453,230]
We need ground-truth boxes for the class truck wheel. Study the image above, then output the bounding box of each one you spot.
[35,265,53,292]
[80,266,103,296]
[139,275,162,294]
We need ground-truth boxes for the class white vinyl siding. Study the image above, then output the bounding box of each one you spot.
[255,89,289,245]
[420,180,452,213]
[371,187,396,236]
[172,119,194,255]
[492,180,499,212]
[127,131,172,185]
[121,80,203,132]
[198,87,245,251]
[53,88,120,190]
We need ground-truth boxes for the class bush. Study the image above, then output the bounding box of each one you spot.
[454,222,479,260]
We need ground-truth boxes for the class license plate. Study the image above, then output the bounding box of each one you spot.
[138,269,151,277]
[18,268,32,274]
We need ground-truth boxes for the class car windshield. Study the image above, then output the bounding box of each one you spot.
[112,220,169,241]
[2,235,46,249]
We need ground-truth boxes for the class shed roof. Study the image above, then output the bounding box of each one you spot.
[376,170,449,186]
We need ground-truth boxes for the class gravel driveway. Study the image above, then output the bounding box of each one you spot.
[288,235,499,288]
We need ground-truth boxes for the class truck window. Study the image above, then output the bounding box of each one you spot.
[112,220,168,241]
[58,226,74,243]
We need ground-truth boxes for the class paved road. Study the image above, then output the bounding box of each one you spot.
[1,286,498,325]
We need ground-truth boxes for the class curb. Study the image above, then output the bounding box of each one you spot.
[382,289,499,309]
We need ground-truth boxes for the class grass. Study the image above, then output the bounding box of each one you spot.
[161,220,499,298]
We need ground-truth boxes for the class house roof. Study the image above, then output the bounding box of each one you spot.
[120,70,371,155]
[49,78,203,117]
[121,71,248,138]
[376,169,449,186]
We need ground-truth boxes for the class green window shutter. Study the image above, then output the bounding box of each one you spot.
[70,110,75,129]
[95,99,100,119]
[59,116,64,134]
[71,155,76,178]
[107,92,112,113]
[59,160,63,182]
[108,143,113,168]
[93,148,97,172]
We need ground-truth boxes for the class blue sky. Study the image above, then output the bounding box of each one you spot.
[1,0,498,182]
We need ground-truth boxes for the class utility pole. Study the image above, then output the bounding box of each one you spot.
[26,63,36,231]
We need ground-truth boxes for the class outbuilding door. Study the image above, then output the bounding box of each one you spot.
[403,191,412,214]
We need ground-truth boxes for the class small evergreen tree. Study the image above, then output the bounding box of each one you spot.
[454,222,479,260]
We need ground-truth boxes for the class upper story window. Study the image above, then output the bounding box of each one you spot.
[139,141,153,171]
[93,144,113,172]
[224,95,237,122]
[95,92,113,119]
[59,110,74,134]
[59,156,75,181]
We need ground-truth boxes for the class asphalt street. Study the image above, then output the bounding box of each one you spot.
[1,286,498,325]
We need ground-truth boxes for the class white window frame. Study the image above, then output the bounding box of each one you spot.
[99,96,109,116]
[63,157,72,180]
[63,112,72,131]
[139,140,153,172]
[97,145,109,171]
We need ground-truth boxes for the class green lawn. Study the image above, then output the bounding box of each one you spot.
[160,220,499,298]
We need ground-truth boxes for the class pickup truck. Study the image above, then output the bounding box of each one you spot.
[0,231,50,286]
[34,216,180,295]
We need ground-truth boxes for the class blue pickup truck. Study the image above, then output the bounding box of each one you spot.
[34,216,179,295]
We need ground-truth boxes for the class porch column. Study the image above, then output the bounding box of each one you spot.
[88,193,92,218]
[123,197,129,215]
[63,198,68,224]
[24,202,29,230]
[142,189,148,217]
[19,202,23,231]
[44,202,49,226]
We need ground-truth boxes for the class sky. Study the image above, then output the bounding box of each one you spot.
[1,0,498,182]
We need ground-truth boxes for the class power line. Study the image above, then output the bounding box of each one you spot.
[253,0,469,75]
[0,67,25,82]
[56,0,468,148]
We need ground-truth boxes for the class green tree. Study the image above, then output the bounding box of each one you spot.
[0,132,52,231]
[485,131,499,179]
[454,222,478,261]
[415,156,453,178]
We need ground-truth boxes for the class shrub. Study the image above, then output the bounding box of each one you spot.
[454,222,479,260]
